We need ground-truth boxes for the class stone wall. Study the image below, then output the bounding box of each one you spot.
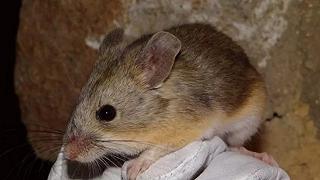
[15,0,320,179]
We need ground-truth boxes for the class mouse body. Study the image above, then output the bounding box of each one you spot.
[63,23,266,179]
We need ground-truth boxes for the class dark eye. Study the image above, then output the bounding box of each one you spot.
[96,105,116,122]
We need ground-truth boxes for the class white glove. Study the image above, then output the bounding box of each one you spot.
[48,137,290,180]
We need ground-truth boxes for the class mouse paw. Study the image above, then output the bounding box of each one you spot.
[230,147,279,167]
[125,157,154,180]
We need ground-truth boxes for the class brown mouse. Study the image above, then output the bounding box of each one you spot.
[63,23,266,179]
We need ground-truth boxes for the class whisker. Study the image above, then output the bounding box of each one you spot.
[98,144,129,163]
[0,126,63,138]
[110,153,128,163]
[23,152,38,180]
[98,157,109,169]
[28,135,64,140]
[27,139,63,146]
[93,143,133,170]
[30,144,62,161]
[28,129,64,135]
[104,155,120,168]
[96,139,168,150]
[27,137,63,142]
[88,161,93,178]
[94,141,137,158]
[93,143,122,168]
[0,143,29,160]
[98,158,107,176]
[24,122,65,133]
[94,138,181,172]
[27,136,63,141]
[70,162,79,179]
[33,145,62,155]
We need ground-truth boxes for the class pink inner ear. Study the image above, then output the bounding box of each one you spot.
[137,31,181,88]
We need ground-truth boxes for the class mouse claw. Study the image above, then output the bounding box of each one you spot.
[230,146,279,167]
[123,157,154,180]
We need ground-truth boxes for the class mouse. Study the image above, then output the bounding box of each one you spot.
[63,23,267,180]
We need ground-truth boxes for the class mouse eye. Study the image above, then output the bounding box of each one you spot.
[96,104,116,122]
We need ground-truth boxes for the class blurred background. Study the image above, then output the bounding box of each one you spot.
[1,0,52,179]
[1,0,320,179]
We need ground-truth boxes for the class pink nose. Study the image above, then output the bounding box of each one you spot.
[69,134,77,143]
[64,135,89,160]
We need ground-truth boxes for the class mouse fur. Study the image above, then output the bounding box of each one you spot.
[63,23,266,177]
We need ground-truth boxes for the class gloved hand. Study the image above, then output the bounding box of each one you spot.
[48,137,290,180]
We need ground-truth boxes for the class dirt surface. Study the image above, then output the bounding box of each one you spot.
[15,0,320,179]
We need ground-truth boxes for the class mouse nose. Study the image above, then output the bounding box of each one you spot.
[64,134,80,160]
[68,134,77,144]
[64,134,90,160]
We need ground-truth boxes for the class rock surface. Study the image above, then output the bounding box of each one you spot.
[15,0,320,179]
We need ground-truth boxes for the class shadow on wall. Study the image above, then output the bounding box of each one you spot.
[0,0,52,179]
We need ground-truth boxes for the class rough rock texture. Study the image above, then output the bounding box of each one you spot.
[15,0,320,179]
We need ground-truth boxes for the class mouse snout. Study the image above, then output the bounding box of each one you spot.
[64,134,93,161]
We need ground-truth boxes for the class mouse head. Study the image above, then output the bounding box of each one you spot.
[63,29,181,162]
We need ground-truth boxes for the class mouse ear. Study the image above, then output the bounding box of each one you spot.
[99,28,124,56]
[137,31,181,88]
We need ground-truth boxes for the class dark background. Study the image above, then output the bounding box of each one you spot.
[0,1,52,179]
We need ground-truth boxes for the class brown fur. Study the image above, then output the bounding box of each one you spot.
[64,23,266,166]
